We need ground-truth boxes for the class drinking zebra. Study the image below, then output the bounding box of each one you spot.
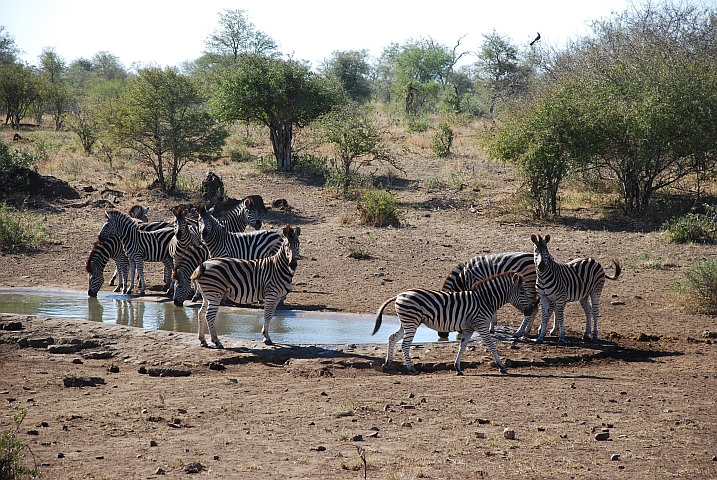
[372,271,535,375]
[210,197,262,232]
[86,235,129,297]
[198,204,282,259]
[440,252,539,337]
[171,242,210,306]
[530,233,621,345]
[191,225,301,347]
[98,210,175,295]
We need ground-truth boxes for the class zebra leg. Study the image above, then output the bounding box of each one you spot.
[384,325,405,372]
[513,307,538,339]
[199,294,223,348]
[590,293,601,342]
[261,294,279,345]
[191,281,202,302]
[454,329,475,375]
[162,260,174,295]
[399,327,419,375]
[579,297,592,341]
[109,267,117,286]
[488,313,498,334]
[474,321,508,374]
[126,259,137,294]
[136,259,146,296]
[554,302,567,346]
[535,299,552,344]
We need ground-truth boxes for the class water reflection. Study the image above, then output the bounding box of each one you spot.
[0,288,438,345]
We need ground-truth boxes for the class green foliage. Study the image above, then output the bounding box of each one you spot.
[0,408,39,479]
[356,188,400,227]
[0,203,48,253]
[0,61,40,128]
[674,258,717,315]
[321,50,372,103]
[431,122,453,158]
[663,204,717,244]
[204,9,279,63]
[0,141,36,194]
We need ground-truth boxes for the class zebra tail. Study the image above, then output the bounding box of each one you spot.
[372,296,397,336]
[606,259,622,280]
[191,264,206,281]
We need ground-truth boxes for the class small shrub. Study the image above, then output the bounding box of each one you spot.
[663,204,717,243]
[356,188,400,227]
[0,204,48,253]
[0,407,39,479]
[253,155,276,173]
[674,258,717,315]
[406,116,430,133]
[431,122,453,158]
[227,144,254,163]
[0,141,37,195]
[292,154,328,176]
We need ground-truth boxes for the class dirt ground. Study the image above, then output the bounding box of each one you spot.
[1,135,717,479]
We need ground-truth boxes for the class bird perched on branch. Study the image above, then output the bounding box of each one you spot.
[530,32,541,46]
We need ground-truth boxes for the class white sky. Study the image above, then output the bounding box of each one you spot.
[2,0,631,70]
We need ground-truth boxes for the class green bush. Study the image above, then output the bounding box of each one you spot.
[674,258,717,315]
[0,141,37,194]
[663,204,717,243]
[0,204,48,253]
[357,188,400,227]
[431,122,453,158]
[0,408,39,479]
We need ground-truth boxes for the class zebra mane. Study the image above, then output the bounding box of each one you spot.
[439,263,466,290]
[470,270,523,290]
[85,240,105,272]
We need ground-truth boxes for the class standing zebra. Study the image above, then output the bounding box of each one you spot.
[86,235,129,297]
[372,271,535,375]
[440,252,539,336]
[210,197,262,232]
[191,225,301,347]
[172,242,210,306]
[531,233,621,345]
[98,210,175,295]
[198,204,282,260]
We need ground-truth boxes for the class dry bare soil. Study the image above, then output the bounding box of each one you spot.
[1,127,717,479]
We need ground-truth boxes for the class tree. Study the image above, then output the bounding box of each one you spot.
[101,67,228,192]
[38,48,74,130]
[320,50,373,103]
[204,9,279,63]
[0,26,19,65]
[475,31,535,115]
[0,62,40,128]
[320,102,389,197]
[210,54,342,171]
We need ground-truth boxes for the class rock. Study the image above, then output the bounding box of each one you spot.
[595,432,610,441]
[310,445,326,451]
[150,440,158,447]
[63,376,106,387]
[155,467,166,475]
[147,368,191,377]
[0,321,23,331]
[503,428,515,440]
[611,454,620,461]
[48,344,80,354]
[352,434,363,441]
[72,358,83,364]
[82,351,114,360]
[208,361,225,371]
[108,365,120,373]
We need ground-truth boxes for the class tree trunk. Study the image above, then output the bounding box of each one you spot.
[269,120,293,171]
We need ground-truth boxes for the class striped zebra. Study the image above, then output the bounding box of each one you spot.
[440,252,538,336]
[128,204,150,222]
[198,204,282,259]
[531,233,621,345]
[191,225,301,347]
[171,242,210,306]
[98,210,175,296]
[86,235,129,297]
[210,197,261,232]
[372,271,535,375]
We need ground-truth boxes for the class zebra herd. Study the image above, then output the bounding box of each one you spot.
[86,204,621,375]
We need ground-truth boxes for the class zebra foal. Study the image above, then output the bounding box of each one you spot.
[531,233,621,345]
[372,271,535,375]
[191,225,301,348]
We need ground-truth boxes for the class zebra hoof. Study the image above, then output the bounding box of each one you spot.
[534,337,544,344]
[263,338,273,346]
[557,338,566,346]
[200,340,209,348]
[214,342,224,349]
[592,336,599,342]
[500,368,508,375]
[410,369,420,376]
[456,370,464,376]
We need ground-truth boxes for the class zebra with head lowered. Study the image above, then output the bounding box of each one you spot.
[191,225,301,347]
[198,203,282,259]
[440,252,538,336]
[210,197,262,232]
[86,235,129,297]
[98,210,175,295]
[530,233,621,345]
[372,271,535,375]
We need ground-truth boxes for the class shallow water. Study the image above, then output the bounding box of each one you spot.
[0,288,445,345]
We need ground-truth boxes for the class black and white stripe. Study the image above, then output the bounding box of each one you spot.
[86,235,129,297]
[98,210,175,295]
[171,242,210,306]
[191,225,301,347]
[210,198,261,232]
[441,252,538,336]
[198,204,282,260]
[372,271,535,375]
[531,233,621,345]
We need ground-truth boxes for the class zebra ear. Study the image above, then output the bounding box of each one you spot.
[294,226,300,237]
[105,210,110,219]
[544,234,551,244]
[243,197,253,208]
[283,225,292,237]
[530,233,539,245]
[198,204,206,214]
[144,206,150,215]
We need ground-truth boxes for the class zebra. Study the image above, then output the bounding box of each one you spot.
[530,233,621,345]
[372,271,536,375]
[210,197,262,232]
[171,242,210,306]
[128,204,150,222]
[439,252,539,337]
[191,225,301,347]
[86,235,129,297]
[98,210,175,295]
[197,203,282,260]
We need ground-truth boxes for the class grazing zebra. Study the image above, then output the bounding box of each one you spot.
[86,235,129,297]
[191,225,301,347]
[440,252,538,336]
[198,204,282,260]
[372,271,535,375]
[98,210,175,295]
[171,242,210,306]
[531,233,621,345]
[210,197,262,232]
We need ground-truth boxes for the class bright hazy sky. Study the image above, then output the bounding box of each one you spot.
[2,0,631,70]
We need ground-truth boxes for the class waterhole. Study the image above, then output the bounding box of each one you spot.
[0,288,443,345]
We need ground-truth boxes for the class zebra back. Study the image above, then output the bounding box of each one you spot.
[442,252,536,295]
[198,203,281,259]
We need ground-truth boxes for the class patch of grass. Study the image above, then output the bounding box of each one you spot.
[0,204,49,253]
[673,258,717,315]
[628,252,679,270]
[253,155,276,173]
[663,204,717,243]
[357,188,401,227]
[0,407,39,479]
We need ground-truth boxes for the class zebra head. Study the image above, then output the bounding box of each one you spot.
[86,242,105,297]
[530,233,552,273]
[128,205,150,221]
[198,203,218,242]
[282,225,301,270]
[242,197,261,230]
[172,205,199,245]
[172,253,195,307]
[506,272,536,317]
